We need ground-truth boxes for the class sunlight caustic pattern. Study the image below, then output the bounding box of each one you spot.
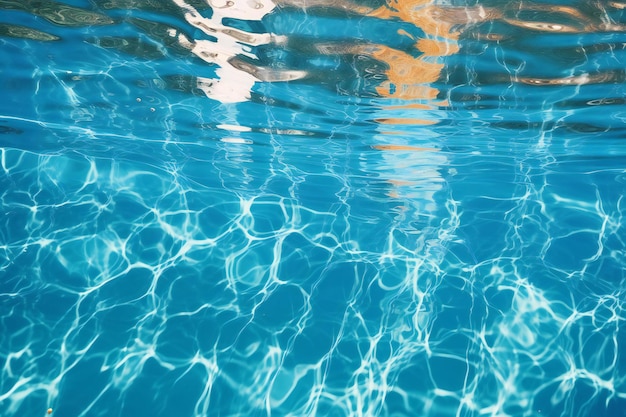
[1,126,625,417]
[1,0,626,417]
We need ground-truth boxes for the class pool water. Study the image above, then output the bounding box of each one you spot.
[1,1,626,416]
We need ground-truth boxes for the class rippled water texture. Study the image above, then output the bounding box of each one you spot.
[1,1,626,416]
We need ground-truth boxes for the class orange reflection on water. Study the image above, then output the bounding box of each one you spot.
[367,3,458,101]
[364,1,499,101]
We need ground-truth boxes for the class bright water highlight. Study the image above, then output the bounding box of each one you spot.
[1,1,626,416]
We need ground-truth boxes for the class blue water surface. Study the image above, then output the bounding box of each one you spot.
[1,1,626,417]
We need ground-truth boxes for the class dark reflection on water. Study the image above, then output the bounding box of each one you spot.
[0,0,114,26]
[0,23,60,40]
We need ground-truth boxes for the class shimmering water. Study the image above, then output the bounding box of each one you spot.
[1,1,626,416]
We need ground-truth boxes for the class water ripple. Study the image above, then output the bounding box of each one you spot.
[1,1,626,417]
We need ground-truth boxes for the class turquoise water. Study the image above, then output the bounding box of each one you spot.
[1,1,626,416]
